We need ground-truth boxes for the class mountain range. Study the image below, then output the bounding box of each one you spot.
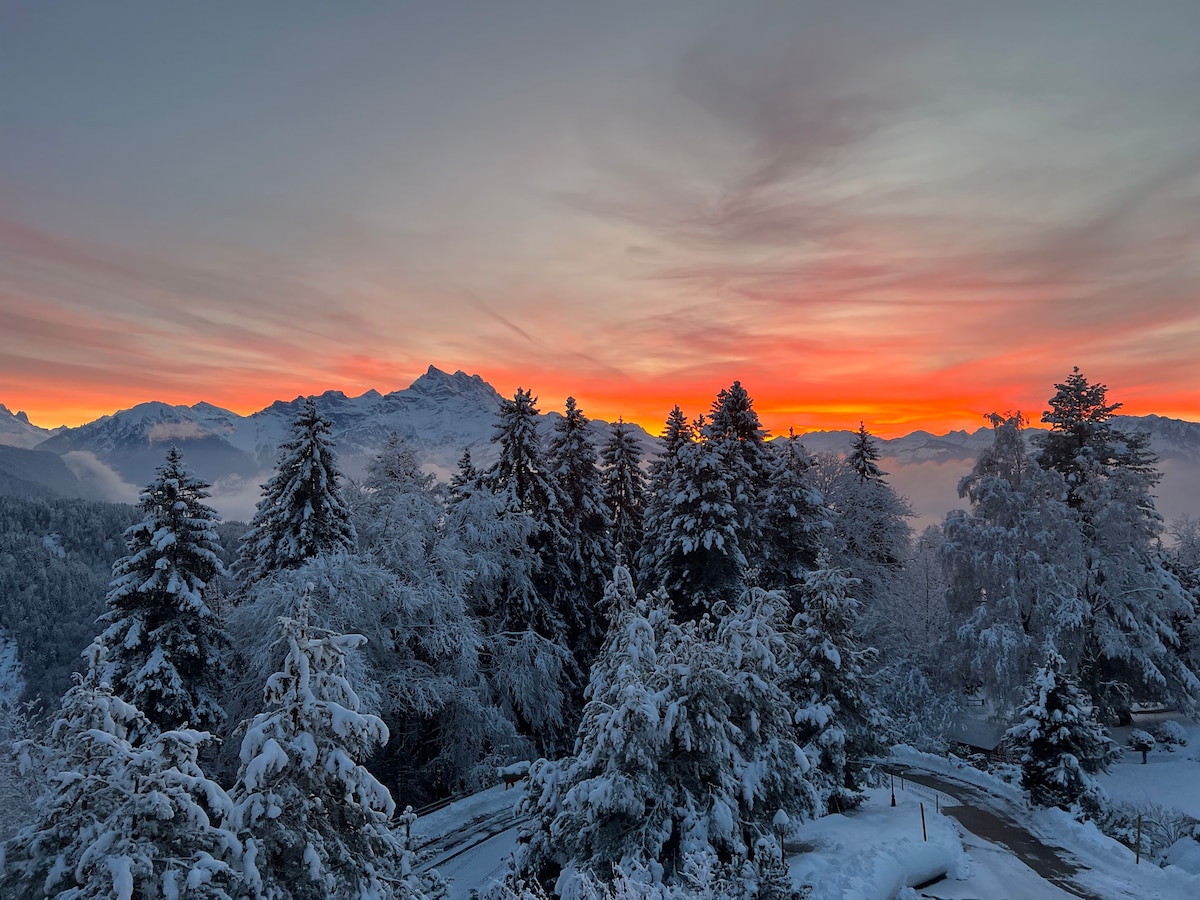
[2,366,1198,526]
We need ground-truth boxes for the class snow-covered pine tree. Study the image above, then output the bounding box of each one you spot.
[600,418,646,570]
[448,447,481,501]
[1005,650,1119,818]
[1074,450,1200,721]
[649,430,748,622]
[703,382,773,565]
[793,558,884,814]
[1036,367,1123,506]
[2,643,243,898]
[477,389,582,753]
[349,434,509,800]
[0,698,43,839]
[484,389,576,634]
[547,397,615,662]
[514,571,816,896]
[757,431,827,608]
[848,423,886,484]
[942,414,1088,709]
[73,727,243,899]
[1035,370,1199,721]
[1,643,145,896]
[637,406,693,591]
[809,450,913,612]
[233,599,441,900]
[237,397,357,586]
[98,445,230,736]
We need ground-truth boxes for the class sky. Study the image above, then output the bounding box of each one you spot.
[2,1,1198,437]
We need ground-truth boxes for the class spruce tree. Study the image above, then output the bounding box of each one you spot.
[1037,367,1123,505]
[484,388,572,628]
[600,418,647,570]
[704,382,776,585]
[1,645,243,898]
[232,600,441,900]
[1006,650,1119,818]
[547,397,615,660]
[650,432,747,622]
[1035,370,1198,720]
[758,432,827,607]
[237,398,357,586]
[1,644,146,896]
[848,423,886,484]
[943,414,1088,709]
[99,445,230,735]
[637,406,693,592]
[515,572,816,894]
[793,558,884,814]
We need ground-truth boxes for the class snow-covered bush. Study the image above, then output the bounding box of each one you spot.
[1153,719,1189,750]
[1100,800,1199,863]
[1127,729,1156,764]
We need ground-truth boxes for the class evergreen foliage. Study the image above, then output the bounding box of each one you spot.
[1037,367,1123,504]
[547,397,615,661]
[757,433,827,609]
[232,600,441,899]
[1034,370,1198,721]
[649,433,748,622]
[1,644,243,898]
[637,406,694,594]
[237,398,357,586]
[514,570,816,895]
[704,382,773,560]
[792,558,884,813]
[478,389,582,753]
[848,424,886,484]
[0,495,139,704]
[943,415,1087,708]
[600,418,646,570]
[1006,650,1119,818]
[98,445,230,735]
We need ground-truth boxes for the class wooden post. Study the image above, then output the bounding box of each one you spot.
[935,793,939,813]
[891,773,896,807]
[1136,814,1142,864]
[920,802,927,841]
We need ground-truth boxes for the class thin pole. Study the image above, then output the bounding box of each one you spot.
[1136,814,1142,864]
[920,802,927,841]
[891,773,896,807]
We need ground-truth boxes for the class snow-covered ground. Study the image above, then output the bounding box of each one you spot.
[404,744,1200,900]
[1100,714,1200,819]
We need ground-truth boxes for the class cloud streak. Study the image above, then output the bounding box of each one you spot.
[0,4,1198,437]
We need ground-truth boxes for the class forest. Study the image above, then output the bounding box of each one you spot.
[1,368,1198,899]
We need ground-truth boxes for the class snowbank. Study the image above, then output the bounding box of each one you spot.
[788,787,967,899]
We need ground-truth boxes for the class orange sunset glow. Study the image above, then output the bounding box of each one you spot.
[2,4,1198,437]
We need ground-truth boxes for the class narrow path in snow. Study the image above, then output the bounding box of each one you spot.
[889,766,1100,900]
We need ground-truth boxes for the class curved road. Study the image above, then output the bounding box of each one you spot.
[887,766,1101,900]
